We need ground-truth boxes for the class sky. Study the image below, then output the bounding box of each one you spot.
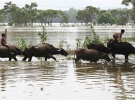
[0,0,132,10]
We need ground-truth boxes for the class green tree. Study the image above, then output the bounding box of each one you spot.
[76,10,85,25]
[23,3,38,26]
[65,8,78,23]
[76,6,99,26]
[59,11,69,24]
[21,7,31,26]
[97,12,115,25]
[0,9,5,24]
[122,0,135,7]
[37,10,48,26]
[46,9,59,26]
[110,9,119,22]
[130,8,135,24]
[99,10,107,14]
[12,7,25,25]
[2,1,38,26]
[116,9,130,25]
[2,1,18,25]
[84,6,98,25]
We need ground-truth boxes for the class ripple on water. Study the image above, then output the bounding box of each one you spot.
[1,57,135,100]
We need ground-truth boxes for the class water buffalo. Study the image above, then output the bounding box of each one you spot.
[74,48,111,63]
[22,43,68,62]
[0,45,23,61]
[87,43,111,54]
[107,41,135,59]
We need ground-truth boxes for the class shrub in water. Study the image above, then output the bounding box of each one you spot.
[82,25,103,48]
[38,26,47,43]
[15,37,27,50]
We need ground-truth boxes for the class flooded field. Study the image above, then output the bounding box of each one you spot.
[1,25,135,49]
[0,25,135,100]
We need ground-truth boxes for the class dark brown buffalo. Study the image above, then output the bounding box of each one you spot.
[107,41,135,59]
[22,43,68,62]
[74,48,111,62]
[87,43,111,54]
[0,45,23,61]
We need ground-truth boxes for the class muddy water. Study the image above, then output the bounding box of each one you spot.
[1,56,135,100]
[0,25,135,100]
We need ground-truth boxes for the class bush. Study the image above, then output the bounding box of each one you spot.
[82,25,103,48]
[8,21,13,26]
[15,37,27,50]
[38,27,47,43]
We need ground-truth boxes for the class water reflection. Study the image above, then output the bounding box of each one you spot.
[0,64,6,92]
[0,58,135,99]
[74,59,135,100]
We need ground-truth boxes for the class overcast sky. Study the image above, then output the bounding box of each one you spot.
[0,0,132,10]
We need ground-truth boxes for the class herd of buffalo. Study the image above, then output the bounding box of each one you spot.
[0,40,135,63]
[0,43,68,62]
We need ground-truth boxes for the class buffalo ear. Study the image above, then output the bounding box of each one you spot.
[57,48,64,51]
[57,49,61,52]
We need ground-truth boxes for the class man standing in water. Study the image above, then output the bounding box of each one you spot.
[1,33,14,54]
[113,29,125,42]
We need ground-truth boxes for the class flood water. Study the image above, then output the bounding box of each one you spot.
[0,25,135,100]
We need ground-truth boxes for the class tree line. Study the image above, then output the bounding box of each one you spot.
[0,1,134,26]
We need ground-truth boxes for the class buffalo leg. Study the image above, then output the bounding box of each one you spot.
[28,56,33,62]
[112,53,116,58]
[125,55,128,59]
[48,55,56,61]
[22,56,28,61]
[75,58,80,63]
[9,56,17,61]
[45,57,48,61]
[9,57,12,61]
[13,57,18,61]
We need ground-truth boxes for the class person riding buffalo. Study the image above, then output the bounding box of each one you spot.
[1,33,14,55]
[113,29,125,42]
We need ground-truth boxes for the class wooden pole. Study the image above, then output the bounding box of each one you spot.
[5,29,7,41]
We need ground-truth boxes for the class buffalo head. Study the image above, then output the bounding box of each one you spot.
[14,47,24,55]
[57,48,68,56]
[100,53,111,61]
